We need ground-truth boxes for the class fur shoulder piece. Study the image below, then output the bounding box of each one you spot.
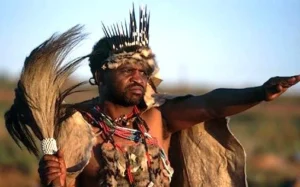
[169,118,247,187]
[56,110,95,184]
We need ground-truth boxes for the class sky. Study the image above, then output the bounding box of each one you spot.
[0,0,299,92]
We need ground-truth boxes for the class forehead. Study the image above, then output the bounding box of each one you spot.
[117,62,149,70]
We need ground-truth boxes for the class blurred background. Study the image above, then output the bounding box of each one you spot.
[0,0,299,186]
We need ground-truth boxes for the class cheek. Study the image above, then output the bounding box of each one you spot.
[142,79,148,88]
[108,73,125,87]
[113,77,130,91]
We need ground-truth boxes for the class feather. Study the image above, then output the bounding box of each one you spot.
[4,25,88,156]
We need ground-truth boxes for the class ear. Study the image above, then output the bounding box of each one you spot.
[95,70,110,86]
[94,70,101,85]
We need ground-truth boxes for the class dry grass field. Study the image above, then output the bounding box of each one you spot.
[0,76,299,187]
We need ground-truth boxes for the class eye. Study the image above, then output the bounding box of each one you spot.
[121,68,133,74]
[140,70,150,79]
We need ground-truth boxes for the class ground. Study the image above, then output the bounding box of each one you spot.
[0,77,299,187]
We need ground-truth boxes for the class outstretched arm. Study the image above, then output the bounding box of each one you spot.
[160,75,300,132]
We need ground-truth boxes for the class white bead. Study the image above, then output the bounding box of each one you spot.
[147,182,154,187]
[41,138,58,155]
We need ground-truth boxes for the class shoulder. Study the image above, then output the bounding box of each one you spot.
[161,94,194,105]
[142,107,161,121]
[73,97,100,111]
[158,94,194,114]
[68,97,102,129]
[59,97,100,127]
[142,94,194,125]
[142,107,172,140]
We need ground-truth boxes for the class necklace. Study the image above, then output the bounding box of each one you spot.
[80,105,173,186]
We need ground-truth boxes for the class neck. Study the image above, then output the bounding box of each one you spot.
[100,100,136,120]
[98,86,138,119]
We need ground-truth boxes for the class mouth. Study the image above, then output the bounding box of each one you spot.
[127,86,144,95]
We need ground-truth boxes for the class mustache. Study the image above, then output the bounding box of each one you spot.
[125,82,145,91]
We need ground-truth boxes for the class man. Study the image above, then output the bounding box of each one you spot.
[6,6,299,187]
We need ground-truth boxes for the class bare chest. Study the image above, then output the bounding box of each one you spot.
[79,109,173,186]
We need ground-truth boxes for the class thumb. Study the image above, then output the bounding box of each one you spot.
[56,150,66,170]
[55,149,67,187]
[276,84,283,92]
[56,149,64,159]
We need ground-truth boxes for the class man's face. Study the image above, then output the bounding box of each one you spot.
[103,63,150,106]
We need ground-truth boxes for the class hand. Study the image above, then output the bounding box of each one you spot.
[38,150,66,187]
[262,75,300,101]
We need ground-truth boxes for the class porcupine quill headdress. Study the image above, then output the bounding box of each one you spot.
[102,4,150,52]
[100,4,160,85]
[4,25,88,157]
[97,4,162,109]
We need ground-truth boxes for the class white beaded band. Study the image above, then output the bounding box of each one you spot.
[41,138,58,155]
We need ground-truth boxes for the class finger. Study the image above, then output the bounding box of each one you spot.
[272,75,299,87]
[39,171,61,184]
[45,172,62,185]
[39,156,58,167]
[56,150,64,158]
[41,155,59,162]
[39,167,61,177]
[39,163,61,173]
[285,75,300,86]
[266,76,287,86]
[271,76,298,83]
[293,75,300,82]
[59,160,66,174]
[41,160,61,168]
[45,168,61,175]
[286,76,297,84]
[280,81,291,88]
[56,150,66,173]
[276,84,284,92]
[39,164,61,176]
[278,84,289,94]
[38,167,62,177]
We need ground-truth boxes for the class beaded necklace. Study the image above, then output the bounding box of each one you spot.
[81,105,173,186]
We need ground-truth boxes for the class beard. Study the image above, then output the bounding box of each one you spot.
[106,82,146,106]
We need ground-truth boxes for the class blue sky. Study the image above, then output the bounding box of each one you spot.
[0,0,299,92]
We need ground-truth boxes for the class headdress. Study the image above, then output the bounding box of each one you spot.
[100,5,162,89]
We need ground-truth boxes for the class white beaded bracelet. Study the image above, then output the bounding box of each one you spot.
[41,138,58,155]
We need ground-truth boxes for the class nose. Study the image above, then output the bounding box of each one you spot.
[130,70,145,84]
